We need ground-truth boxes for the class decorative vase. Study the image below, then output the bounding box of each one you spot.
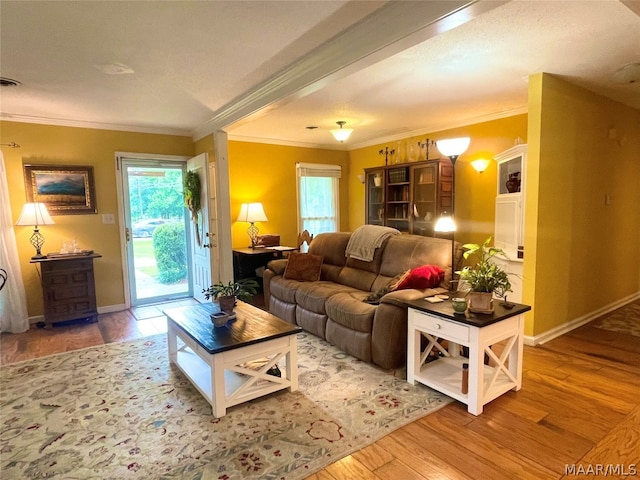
[396,141,405,163]
[407,141,416,162]
[505,172,521,193]
[468,292,494,314]
[218,295,236,313]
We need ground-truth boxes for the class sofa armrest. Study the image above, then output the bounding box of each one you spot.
[380,287,446,307]
[266,258,288,276]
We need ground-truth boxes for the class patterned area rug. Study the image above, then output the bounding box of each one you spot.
[0,332,451,479]
[593,299,640,337]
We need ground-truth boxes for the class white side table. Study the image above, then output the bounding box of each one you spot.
[406,299,530,415]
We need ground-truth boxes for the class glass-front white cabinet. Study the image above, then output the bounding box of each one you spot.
[494,144,527,302]
[494,144,527,259]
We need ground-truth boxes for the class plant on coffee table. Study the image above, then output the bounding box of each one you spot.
[203,279,260,313]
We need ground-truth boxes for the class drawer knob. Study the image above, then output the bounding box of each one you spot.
[435,323,441,330]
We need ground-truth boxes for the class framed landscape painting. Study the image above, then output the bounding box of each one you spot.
[23,164,97,215]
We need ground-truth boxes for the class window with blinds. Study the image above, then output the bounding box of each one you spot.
[296,162,341,235]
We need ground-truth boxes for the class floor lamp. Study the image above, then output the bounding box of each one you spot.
[434,137,470,291]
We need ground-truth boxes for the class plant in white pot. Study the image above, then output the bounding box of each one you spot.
[456,237,512,314]
[203,279,259,313]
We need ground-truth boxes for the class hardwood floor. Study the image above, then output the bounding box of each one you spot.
[2,299,638,479]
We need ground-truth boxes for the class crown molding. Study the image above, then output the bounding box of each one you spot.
[0,113,192,137]
[347,106,529,150]
[227,134,348,151]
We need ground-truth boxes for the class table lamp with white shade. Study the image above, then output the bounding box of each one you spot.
[237,202,268,248]
[16,202,55,259]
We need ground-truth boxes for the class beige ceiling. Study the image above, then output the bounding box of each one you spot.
[1,1,639,151]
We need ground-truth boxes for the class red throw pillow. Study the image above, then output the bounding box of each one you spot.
[396,264,445,290]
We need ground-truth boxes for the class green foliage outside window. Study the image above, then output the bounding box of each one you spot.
[128,169,185,223]
[153,223,187,284]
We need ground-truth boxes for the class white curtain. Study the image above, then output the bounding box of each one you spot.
[0,149,29,332]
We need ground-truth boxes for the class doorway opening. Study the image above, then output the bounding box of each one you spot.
[121,159,193,306]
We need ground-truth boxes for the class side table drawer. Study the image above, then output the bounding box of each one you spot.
[409,309,469,343]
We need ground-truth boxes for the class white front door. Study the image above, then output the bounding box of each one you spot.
[187,153,219,302]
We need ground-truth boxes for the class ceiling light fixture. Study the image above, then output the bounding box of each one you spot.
[0,77,21,87]
[330,121,353,142]
[95,63,135,75]
[613,62,640,84]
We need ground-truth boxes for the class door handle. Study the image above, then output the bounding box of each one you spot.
[203,232,217,248]
[126,227,131,242]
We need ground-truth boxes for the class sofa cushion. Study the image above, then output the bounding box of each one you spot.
[284,252,323,282]
[269,296,297,324]
[295,281,357,314]
[337,266,378,292]
[397,264,444,290]
[378,235,461,289]
[326,320,372,363]
[308,232,351,268]
[295,308,328,339]
[325,292,376,333]
[269,276,302,304]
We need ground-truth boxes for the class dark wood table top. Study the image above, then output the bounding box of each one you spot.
[31,252,102,263]
[404,297,531,328]
[164,301,301,355]
[233,246,296,255]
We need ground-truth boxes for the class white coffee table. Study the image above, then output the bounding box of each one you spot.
[164,301,301,417]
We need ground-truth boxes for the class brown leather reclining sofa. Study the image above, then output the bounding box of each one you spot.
[263,232,463,369]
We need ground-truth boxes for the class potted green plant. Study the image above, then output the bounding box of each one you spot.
[456,236,512,313]
[202,279,260,313]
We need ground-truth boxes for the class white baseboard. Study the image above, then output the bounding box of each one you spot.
[29,304,128,325]
[98,304,127,314]
[523,291,640,346]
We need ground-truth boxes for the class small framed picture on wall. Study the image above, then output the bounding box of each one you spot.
[23,164,97,215]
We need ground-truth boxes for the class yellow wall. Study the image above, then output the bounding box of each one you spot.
[227,141,349,248]
[1,121,194,317]
[524,74,640,336]
[347,115,528,249]
[5,82,638,340]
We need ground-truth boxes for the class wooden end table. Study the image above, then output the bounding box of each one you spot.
[405,298,531,415]
[31,253,102,328]
[164,301,301,417]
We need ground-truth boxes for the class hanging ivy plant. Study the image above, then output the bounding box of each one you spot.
[183,170,202,246]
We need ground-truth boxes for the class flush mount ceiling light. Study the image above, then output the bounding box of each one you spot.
[330,121,353,142]
[613,62,640,84]
[95,63,135,75]
[0,77,22,87]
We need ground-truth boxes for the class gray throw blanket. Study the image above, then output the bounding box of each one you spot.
[345,225,400,262]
